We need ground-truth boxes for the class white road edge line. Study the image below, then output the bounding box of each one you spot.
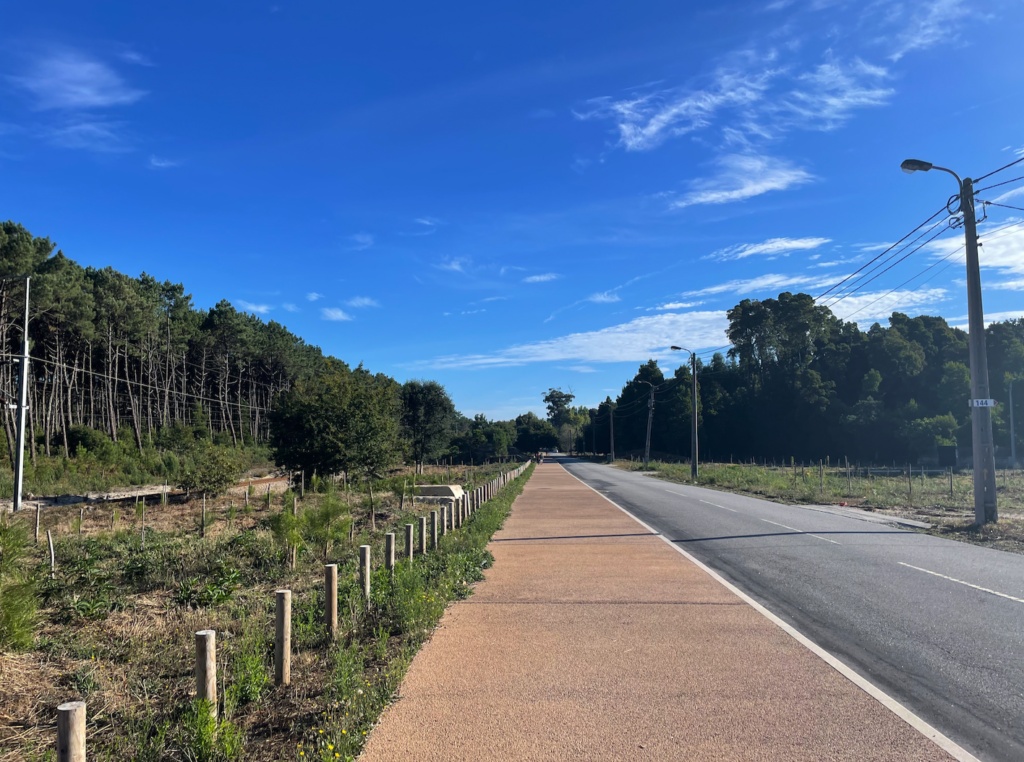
[559,462,980,762]
[761,518,841,545]
[899,562,1024,604]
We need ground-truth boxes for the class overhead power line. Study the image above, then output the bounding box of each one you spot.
[974,155,1024,183]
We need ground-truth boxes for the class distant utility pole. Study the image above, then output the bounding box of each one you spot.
[902,159,997,523]
[609,408,615,463]
[3,276,30,512]
[1011,378,1018,468]
[671,346,699,480]
[642,382,655,467]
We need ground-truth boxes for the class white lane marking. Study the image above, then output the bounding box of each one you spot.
[699,499,738,513]
[560,464,979,762]
[664,489,739,512]
[761,519,841,545]
[898,562,1024,605]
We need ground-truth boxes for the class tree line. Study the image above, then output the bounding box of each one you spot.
[0,220,547,492]
[575,292,1023,465]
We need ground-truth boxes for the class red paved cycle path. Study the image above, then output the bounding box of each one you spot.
[360,462,955,761]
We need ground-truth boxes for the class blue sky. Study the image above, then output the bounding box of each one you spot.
[2,0,1023,419]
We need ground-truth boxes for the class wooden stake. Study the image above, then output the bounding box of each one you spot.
[195,630,217,717]
[430,510,438,550]
[56,701,86,762]
[275,590,291,686]
[325,565,338,641]
[78,508,83,538]
[418,516,427,555]
[405,523,414,561]
[201,494,207,539]
[359,545,371,603]
[35,504,40,543]
[385,533,395,576]
[47,530,55,579]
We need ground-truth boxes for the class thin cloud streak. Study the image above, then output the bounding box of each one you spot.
[670,154,814,208]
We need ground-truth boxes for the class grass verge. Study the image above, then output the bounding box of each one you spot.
[0,463,534,762]
[613,459,1024,554]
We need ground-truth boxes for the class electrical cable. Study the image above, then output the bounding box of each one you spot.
[979,200,1024,213]
[819,216,950,307]
[819,224,954,309]
[814,204,948,301]
[974,175,1024,195]
[974,155,1024,183]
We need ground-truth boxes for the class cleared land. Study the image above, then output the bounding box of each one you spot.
[0,462,530,762]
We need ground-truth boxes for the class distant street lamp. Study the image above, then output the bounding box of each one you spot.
[901,158,997,524]
[670,346,699,480]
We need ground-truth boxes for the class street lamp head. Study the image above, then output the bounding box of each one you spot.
[901,159,933,175]
[670,346,682,351]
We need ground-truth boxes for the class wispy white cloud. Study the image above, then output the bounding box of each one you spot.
[854,242,893,252]
[348,232,374,250]
[346,296,380,308]
[576,62,777,152]
[926,217,1024,278]
[461,309,486,315]
[888,0,969,61]
[321,307,353,321]
[832,288,949,324]
[500,265,526,276]
[670,154,814,208]
[649,301,703,311]
[117,50,155,67]
[400,217,444,237]
[424,310,730,368]
[47,120,130,152]
[481,296,508,303]
[948,310,1024,329]
[148,155,177,168]
[683,272,839,297]
[564,365,598,373]
[436,258,469,273]
[523,273,560,283]
[306,292,323,301]
[768,58,892,133]
[587,291,621,303]
[707,236,831,261]
[992,186,1024,204]
[282,303,299,312]
[9,49,146,110]
[237,300,272,315]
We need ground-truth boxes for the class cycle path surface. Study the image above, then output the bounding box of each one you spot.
[360,460,960,761]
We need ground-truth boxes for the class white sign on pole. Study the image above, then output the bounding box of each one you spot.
[970,399,996,408]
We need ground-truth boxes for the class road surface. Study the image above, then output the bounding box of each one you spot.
[563,458,1024,762]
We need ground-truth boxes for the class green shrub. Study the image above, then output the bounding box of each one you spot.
[0,517,39,650]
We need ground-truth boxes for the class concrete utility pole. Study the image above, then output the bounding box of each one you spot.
[11,277,30,513]
[642,382,655,467]
[671,346,699,480]
[902,160,998,523]
[1011,378,1018,468]
[609,407,615,463]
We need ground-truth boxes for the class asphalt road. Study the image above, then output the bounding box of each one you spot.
[561,458,1024,762]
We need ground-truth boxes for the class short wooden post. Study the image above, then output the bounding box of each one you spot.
[418,516,427,554]
[405,523,414,561]
[140,498,146,548]
[275,590,291,686]
[244,487,249,508]
[35,504,40,543]
[359,545,371,602]
[385,533,395,575]
[56,700,86,762]
[47,530,55,579]
[430,510,438,549]
[325,564,338,641]
[78,507,83,538]
[195,630,217,717]
[201,494,207,539]
[300,470,305,498]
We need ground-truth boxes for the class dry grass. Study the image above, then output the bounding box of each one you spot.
[0,461,531,762]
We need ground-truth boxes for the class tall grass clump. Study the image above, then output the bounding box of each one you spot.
[0,514,39,650]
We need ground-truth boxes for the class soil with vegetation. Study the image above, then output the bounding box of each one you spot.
[614,459,1024,554]
[0,462,533,762]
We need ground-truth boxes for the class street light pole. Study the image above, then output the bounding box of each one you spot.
[671,346,699,480]
[6,276,31,512]
[902,159,997,523]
